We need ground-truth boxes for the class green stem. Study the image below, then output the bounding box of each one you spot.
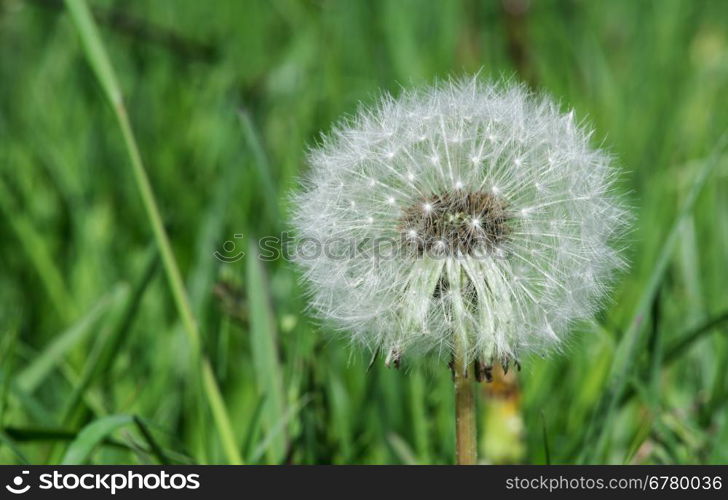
[453,339,477,465]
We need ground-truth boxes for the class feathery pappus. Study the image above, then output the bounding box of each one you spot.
[291,77,628,370]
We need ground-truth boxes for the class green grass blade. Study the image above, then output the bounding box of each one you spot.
[4,424,189,464]
[0,324,20,424]
[584,135,728,462]
[0,180,76,322]
[201,359,243,464]
[541,411,551,465]
[16,286,125,393]
[238,109,279,223]
[64,0,241,465]
[246,241,287,463]
[614,309,728,408]
[409,370,431,463]
[248,396,310,464]
[664,310,728,363]
[61,414,134,465]
[59,251,158,424]
[133,416,169,465]
[242,394,267,461]
[64,0,198,354]
[4,425,127,449]
[387,433,418,465]
[62,0,122,106]
[0,431,30,465]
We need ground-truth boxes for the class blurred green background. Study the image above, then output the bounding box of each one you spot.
[1,0,727,465]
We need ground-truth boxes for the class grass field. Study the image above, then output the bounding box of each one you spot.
[1,0,727,465]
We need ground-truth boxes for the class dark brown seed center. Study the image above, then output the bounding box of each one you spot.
[399,190,512,256]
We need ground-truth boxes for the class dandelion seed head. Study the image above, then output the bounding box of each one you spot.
[292,77,628,366]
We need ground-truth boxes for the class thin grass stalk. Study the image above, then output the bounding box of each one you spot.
[64,0,242,464]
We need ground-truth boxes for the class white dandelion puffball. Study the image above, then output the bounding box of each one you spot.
[292,78,627,368]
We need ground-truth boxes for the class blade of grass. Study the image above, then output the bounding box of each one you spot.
[0,180,76,322]
[59,250,158,424]
[4,425,190,465]
[45,253,158,464]
[238,109,279,223]
[133,416,169,465]
[5,425,127,449]
[387,433,418,465]
[583,135,728,463]
[704,342,728,427]
[664,310,728,363]
[16,286,125,393]
[409,370,431,463]
[248,395,310,464]
[0,431,30,464]
[242,394,267,461]
[61,414,134,464]
[200,359,243,464]
[64,0,241,464]
[646,286,663,407]
[541,411,551,465]
[327,374,353,461]
[624,418,652,464]
[0,324,20,424]
[246,240,287,463]
[188,109,245,320]
[7,385,54,424]
[614,309,728,408]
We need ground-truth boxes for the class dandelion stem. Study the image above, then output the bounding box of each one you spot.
[453,338,477,465]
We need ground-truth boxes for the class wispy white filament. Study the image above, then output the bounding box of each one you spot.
[292,77,628,366]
